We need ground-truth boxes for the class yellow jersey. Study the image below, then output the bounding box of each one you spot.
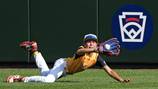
[65,46,99,74]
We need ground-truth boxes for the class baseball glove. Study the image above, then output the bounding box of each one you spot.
[98,38,120,56]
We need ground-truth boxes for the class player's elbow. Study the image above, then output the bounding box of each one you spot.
[76,49,84,55]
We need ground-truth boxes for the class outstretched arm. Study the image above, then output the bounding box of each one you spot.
[97,56,129,83]
[103,65,130,83]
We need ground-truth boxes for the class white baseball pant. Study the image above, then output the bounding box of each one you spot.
[24,52,66,83]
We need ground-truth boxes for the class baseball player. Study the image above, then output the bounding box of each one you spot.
[7,34,129,83]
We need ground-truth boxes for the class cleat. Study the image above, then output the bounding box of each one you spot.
[6,75,24,83]
[20,41,38,53]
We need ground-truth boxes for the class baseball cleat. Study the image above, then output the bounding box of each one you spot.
[20,41,38,53]
[6,75,24,83]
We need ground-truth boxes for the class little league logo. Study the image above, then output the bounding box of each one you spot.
[112,5,153,49]
[119,12,146,42]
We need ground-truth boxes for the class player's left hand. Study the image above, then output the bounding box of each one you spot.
[120,79,130,83]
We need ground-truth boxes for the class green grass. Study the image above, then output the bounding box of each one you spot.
[0,68,158,89]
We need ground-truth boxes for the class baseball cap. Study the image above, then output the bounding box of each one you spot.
[83,34,98,43]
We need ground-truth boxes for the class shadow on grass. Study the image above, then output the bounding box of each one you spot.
[56,80,96,83]
[56,80,80,83]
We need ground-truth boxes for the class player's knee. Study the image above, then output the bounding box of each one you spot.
[44,75,56,83]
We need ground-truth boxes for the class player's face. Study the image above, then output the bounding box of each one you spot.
[85,40,97,48]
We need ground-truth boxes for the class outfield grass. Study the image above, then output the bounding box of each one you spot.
[0,69,158,89]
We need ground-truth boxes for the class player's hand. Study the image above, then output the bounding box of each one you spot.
[120,79,130,83]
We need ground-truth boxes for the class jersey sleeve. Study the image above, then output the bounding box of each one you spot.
[96,55,107,67]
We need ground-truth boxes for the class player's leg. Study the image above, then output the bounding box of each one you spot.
[48,58,66,79]
[6,75,55,83]
[22,75,55,83]
[20,41,49,76]
[7,57,67,83]
[6,41,52,83]
[33,51,50,76]
[23,58,66,83]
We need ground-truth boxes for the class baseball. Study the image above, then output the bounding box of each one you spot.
[105,44,111,50]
